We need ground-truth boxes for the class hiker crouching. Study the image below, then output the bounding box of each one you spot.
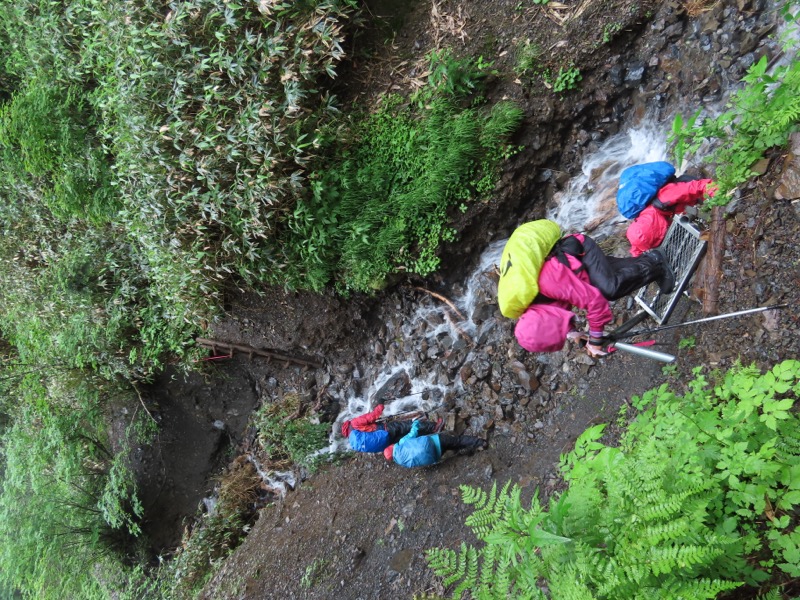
[514,233,674,357]
[626,178,715,256]
[383,419,487,468]
[341,404,441,453]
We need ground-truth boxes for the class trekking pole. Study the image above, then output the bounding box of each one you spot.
[611,341,676,363]
[376,410,422,423]
[608,304,788,341]
[580,338,675,363]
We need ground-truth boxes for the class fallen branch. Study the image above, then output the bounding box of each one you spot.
[412,286,465,320]
[443,309,474,346]
[131,383,158,424]
[412,286,474,344]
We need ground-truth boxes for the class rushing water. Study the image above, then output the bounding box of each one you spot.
[545,120,669,239]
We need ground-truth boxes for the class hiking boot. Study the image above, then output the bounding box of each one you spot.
[648,248,675,295]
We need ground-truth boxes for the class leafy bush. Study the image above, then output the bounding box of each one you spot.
[514,39,544,80]
[253,392,331,469]
[427,49,490,97]
[427,360,800,598]
[550,66,582,93]
[0,371,152,599]
[0,0,360,375]
[0,0,522,374]
[0,78,116,223]
[670,49,800,200]
[285,73,523,292]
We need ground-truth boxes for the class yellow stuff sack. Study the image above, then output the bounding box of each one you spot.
[497,219,562,319]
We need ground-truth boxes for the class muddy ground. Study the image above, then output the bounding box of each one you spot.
[131,0,800,597]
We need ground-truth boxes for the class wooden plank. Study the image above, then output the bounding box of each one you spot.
[702,206,725,315]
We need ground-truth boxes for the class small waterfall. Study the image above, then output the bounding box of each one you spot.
[545,121,669,240]
[245,453,297,495]
[325,362,448,454]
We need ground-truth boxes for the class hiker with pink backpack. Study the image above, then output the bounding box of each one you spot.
[498,220,675,358]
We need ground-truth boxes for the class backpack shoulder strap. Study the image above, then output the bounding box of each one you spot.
[549,236,586,274]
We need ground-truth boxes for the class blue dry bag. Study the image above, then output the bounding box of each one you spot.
[616,161,676,219]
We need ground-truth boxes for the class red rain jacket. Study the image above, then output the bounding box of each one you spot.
[349,404,384,432]
[627,179,713,256]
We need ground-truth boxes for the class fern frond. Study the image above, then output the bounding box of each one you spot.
[660,575,742,598]
[465,481,514,539]
[450,545,479,599]
[648,543,726,577]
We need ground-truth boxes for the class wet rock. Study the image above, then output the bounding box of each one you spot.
[663,21,684,39]
[471,302,494,324]
[624,61,647,87]
[374,371,411,403]
[476,321,498,345]
[472,357,491,380]
[608,63,624,87]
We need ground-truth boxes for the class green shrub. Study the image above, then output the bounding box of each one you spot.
[427,360,800,598]
[670,51,800,201]
[514,39,543,80]
[427,49,489,97]
[0,372,151,599]
[0,0,358,374]
[253,393,331,469]
[0,0,523,374]
[0,79,116,223]
[550,66,582,93]
[285,80,523,292]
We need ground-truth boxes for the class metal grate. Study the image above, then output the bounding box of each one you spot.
[634,215,707,324]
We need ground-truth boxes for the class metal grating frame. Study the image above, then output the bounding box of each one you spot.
[634,215,707,325]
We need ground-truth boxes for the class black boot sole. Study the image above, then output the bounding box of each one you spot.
[651,249,675,294]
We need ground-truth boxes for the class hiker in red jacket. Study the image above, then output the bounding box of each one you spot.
[515,234,674,358]
[340,404,441,453]
[627,179,715,256]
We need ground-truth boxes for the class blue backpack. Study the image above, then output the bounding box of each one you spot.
[349,428,390,453]
[616,161,676,219]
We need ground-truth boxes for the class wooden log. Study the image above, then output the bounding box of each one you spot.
[702,206,725,315]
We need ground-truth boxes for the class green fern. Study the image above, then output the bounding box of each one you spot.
[670,55,800,199]
[464,481,512,537]
[428,361,800,598]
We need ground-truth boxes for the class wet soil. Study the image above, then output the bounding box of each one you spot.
[131,0,800,596]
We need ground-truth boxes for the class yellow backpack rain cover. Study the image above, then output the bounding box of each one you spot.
[497,219,562,319]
